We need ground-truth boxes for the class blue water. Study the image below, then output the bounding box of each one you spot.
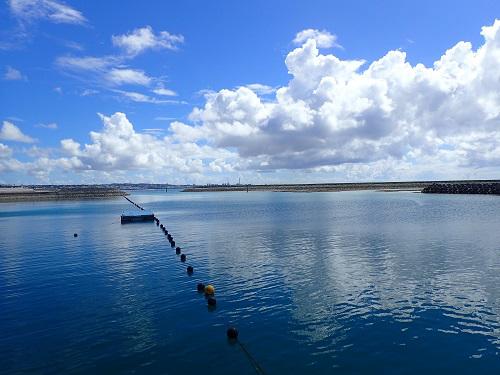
[1,190,499,374]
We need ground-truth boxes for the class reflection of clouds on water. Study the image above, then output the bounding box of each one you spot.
[247,193,500,355]
[2,191,500,373]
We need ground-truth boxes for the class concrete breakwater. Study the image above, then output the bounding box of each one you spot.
[183,180,500,193]
[0,186,127,202]
[422,183,500,195]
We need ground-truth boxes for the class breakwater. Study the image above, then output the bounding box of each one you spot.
[422,182,500,195]
[182,180,500,193]
[0,186,127,203]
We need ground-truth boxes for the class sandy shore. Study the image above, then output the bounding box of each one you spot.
[0,187,127,203]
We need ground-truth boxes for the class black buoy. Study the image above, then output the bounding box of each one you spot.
[207,297,217,307]
[73,233,78,237]
[171,241,176,247]
[227,327,239,340]
[160,224,164,229]
[167,234,172,240]
[180,254,186,262]
[187,266,194,274]
[176,247,181,255]
[197,283,205,292]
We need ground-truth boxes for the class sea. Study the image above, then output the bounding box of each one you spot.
[1,190,499,374]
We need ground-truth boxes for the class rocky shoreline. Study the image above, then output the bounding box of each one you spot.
[0,187,127,203]
[422,182,500,195]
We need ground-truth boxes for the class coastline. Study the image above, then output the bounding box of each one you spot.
[0,187,127,203]
[2,180,499,202]
[182,180,500,193]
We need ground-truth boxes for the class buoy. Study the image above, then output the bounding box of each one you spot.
[207,297,217,306]
[73,233,78,237]
[176,247,181,255]
[160,224,164,229]
[205,284,215,295]
[171,241,176,247]
[227,327,239,340]
[197,283,205,292]
[187,266,193,274]
[180,254,186,262]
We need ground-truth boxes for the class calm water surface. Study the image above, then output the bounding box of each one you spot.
[1,190,499,374]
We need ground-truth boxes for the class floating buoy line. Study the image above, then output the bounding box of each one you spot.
[123,196,267,374]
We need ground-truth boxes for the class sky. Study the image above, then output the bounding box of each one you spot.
[0,0,499,185]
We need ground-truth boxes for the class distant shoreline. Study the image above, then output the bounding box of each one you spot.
[183,180,500,193]
[1,180,499,202]
[0,187,127,203]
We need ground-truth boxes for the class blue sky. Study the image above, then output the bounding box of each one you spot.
[1,1,499,184]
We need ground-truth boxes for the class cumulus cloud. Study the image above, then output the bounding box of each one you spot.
[5,21,500,183]
[165,20,500,177]
[57,112,236,175]
[4,66,26,80]
[9,0,86,25]
[112,26,184,56]
[243,83,276,95]
[293,29,341,49]
[0,121,35,143]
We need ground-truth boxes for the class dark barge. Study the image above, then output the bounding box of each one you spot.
[121,211,155,223]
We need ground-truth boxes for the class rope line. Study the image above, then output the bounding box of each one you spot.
[238,340,267,375]
[123,196,268,375]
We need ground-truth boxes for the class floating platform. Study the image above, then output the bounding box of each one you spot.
[121,211,155,224]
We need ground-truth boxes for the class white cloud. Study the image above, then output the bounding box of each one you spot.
[36,122,58,129]
[0,143,13,157]
[64,40,84,51]
[166,20,500,177]
[152,87,177,96]
[107,68,152,86]
[154,116,177,121]
[9,0,86,25]
[57,112,235,174]
[4,66,25,80]
[5,21,500,183]
[114,90,185,104]
[0,121,35,143]
[81,88,99,96]
[112,26,184,56]
[293,29,341,49]
[56,55,117,71]
[244,83,276,95]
